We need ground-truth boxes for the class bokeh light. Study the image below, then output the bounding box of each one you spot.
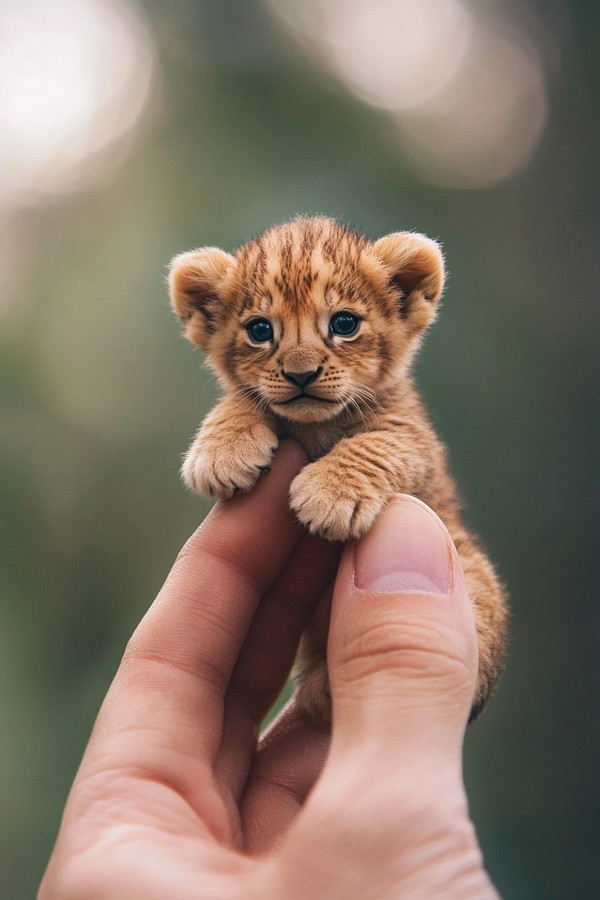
[0,0,155,211]
[396,21,548,188]
[269,0,473,112]
[265,0,550,188]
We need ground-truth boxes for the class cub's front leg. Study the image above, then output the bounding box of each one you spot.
[289,429,430,541]
[182,397,278,499]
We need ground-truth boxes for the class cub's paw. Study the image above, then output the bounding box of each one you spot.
[294,660,332,726]
[289,460,385,541]
[182,425,278,499]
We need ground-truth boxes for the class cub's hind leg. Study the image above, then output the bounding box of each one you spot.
[452,529,509,720]
[293,586,333,725]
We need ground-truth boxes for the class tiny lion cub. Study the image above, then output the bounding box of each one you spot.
[169,217,508,722]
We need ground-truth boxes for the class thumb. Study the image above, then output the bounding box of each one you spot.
[328,495,478,763]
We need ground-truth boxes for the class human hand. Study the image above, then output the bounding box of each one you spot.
[39,441,498,899]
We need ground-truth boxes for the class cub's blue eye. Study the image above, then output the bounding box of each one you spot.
[329,311,360,336]
[246,318,273,343]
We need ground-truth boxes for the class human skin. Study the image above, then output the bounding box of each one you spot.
[39,441,499,899]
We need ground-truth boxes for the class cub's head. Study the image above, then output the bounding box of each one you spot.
[169,217,444,423]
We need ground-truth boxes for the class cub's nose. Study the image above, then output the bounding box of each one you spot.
[282,366,321,388]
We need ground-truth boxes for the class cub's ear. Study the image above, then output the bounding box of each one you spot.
[371,232,445,331]
[169,247,236,349]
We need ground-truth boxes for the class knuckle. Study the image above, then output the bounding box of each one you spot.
[333,618,472,687]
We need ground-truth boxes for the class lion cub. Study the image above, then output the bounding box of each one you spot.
[169,216,508,722]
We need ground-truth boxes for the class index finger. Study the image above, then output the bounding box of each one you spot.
[87,441,308,780]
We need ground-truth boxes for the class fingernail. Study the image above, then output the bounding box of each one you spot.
[355,497,453,594]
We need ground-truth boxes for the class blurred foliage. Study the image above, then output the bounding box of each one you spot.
[0,1,598,897]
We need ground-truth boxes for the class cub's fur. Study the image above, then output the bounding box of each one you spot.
[169,216,508,722]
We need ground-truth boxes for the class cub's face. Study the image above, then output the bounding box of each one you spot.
[169,218,444,424]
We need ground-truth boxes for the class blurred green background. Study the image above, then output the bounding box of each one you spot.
[1,0,598,896]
